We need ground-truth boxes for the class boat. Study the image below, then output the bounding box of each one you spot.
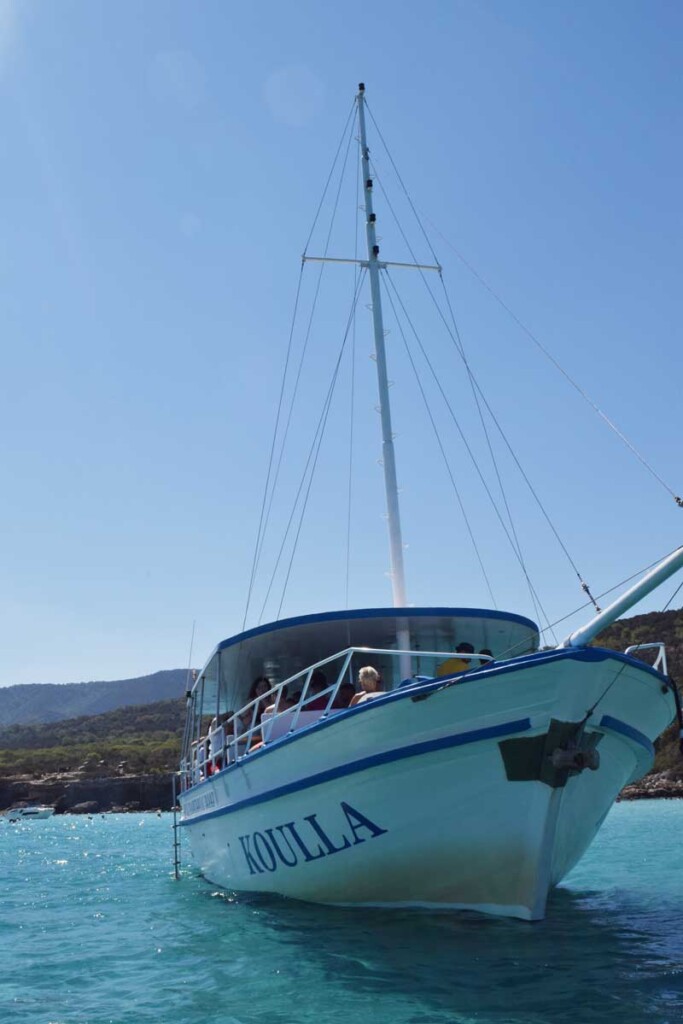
[177,84,683,920]
[3,805,55,821]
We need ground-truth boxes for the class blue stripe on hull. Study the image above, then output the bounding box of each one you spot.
[599,714,655,756]
[184,645,666,799]
[181,717,533,827]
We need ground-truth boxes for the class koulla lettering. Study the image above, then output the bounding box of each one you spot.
[238,801,387,876]
[238,834,263,875]
[265,827,299,866]
[252,831,278,872]
[341,801,388,844]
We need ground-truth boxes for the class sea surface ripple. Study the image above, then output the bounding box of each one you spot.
[1,800,682,1023]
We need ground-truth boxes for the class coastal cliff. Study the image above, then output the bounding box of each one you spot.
[0,772,175,813]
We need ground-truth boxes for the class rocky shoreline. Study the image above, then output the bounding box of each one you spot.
[619,770,683,801]
[0,772,175,814]
[1,769,682,814]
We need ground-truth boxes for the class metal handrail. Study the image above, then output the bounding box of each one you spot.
[182,645,493,789]
[624,642,668,676]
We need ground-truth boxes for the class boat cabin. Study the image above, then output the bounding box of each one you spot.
[180,607,538,789]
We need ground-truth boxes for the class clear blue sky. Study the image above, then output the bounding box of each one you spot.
[1,0,681,686]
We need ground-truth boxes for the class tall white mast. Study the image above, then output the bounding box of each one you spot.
[357,83,411,670]
[304,86,441,672]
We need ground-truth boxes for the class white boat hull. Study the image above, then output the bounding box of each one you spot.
[180,649,672,920]
[4,806,55,820]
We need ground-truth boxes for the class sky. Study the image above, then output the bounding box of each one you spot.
[1,0,681,686]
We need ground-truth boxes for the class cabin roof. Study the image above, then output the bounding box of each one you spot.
[192,607,539,697]
[215,606,537,653]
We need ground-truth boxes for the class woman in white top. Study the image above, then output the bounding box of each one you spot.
[349,666,384,706]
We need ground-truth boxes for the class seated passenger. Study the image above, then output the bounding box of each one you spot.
[437,642,475,677]
[332,681,356,708]
[264,685,295,715]
[478,648,493,666]
[209,711,234,771]
[248,676,273,718]
[349,666,384,706]
[304,670,329,711]
[208,720,224,771]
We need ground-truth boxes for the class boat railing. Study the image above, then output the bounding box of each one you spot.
[183,645,492,790]
[624,642,668,675]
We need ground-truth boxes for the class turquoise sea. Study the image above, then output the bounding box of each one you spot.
[1,801,682,1024]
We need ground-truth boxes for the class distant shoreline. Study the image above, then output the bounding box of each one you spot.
[2,769,682,814]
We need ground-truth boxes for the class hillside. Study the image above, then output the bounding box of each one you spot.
[0,698,185,777]
[0,669,192,727]
[595,609,683,680]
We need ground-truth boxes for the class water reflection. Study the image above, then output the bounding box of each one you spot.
[211,885,683,1024]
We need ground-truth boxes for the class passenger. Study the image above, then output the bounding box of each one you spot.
[332,681,356,709]
[240,676,273,745]
[209,711,233,771]
[305,670,329,711]
[437,642,475,677]
[197,735,211,778]
[349,666,384,706]
[208,720,223,771]
[263,685,295,715]
[479,648,493,667]
[248,676,273,717]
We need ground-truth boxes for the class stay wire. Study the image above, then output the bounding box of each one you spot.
[366,97,681,509]
[423,220,683,510]
[436,269,602,613]
[369,159,550,622]
[371,159,592,616]
[345,147,361,608]
[275,269,368,620]
[436,275,550,625]
[241,261,305,630]
[302,98,357,257]
[253,109,358,588]
[257,270,367,623]
[495,548,675,661]
[662,579,683,614]
[364,100,441,266]
[384,269,557,641]
[383,281,498,608]
[244,98,356,629]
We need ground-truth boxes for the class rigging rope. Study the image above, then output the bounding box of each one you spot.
[303,99,357,257]
[345,147,361,608]
[662,579,683,614]
[366,145,561,619]
[428,225,683,509]
[491,548,677,661]
[241,262,305,630]
[384,269,558,642]
[257,269,367,623]
[365,98,681,509]
[243,105,358,629]
[372,160,596,616]
[274,270,368,621]
[254,110,358,589]
[383,282,498,608]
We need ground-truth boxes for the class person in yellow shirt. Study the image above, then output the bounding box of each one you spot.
[437,642,475,677]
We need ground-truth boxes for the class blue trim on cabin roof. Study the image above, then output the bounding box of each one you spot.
[210,606,539,657]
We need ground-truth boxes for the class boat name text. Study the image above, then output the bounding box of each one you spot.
[185,789,218,815]
[238,801,388,875]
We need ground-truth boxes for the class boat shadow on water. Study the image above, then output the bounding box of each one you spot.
[207,885,682,1024]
